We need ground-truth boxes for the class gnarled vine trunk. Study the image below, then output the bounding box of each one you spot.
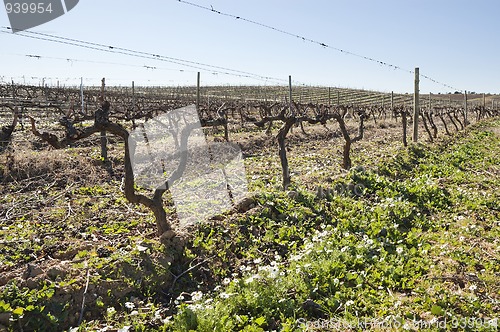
[334,110,365,170]
[27,102,204,235]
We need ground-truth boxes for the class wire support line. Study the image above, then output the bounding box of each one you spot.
[175,0,462,92]
[1,26,287,84]
[16,53,198,73]
[1,26,286,82]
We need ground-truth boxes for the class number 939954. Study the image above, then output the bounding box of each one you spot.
[5,2,54,14]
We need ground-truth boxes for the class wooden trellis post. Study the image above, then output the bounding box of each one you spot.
[464,90,468,123]
[80,77,84,114]
[100,78,108,162]
[132,81,135,112]
[413,68,420,143]
[196,72,201,111]
[391,91,394,119]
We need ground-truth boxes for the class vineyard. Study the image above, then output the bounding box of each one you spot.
[0,81,499,331]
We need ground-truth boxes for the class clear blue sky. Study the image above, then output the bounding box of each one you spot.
[1,0,499,93]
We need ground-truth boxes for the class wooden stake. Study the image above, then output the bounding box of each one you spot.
[80,77,84,114]
[100,77,107,162]
[413,68,420,143]
[132,81,135,109]
[196,72,200,111]
[464,90,468,124]
[391,91,394,118]
[100,78,105,102]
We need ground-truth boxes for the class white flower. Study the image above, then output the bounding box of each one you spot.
[259,265,279,279]
[222,278,231,285]
[136,245,148,252]
[245,274,260,284]
[253,258,262,264]
[118,327,131,332]
[130,310,139,316]
[124,302,135,310]
[469,284,477,291]
[220,292,234,299]
[345,300,354,306]
[396,247,404,255]
[174,294,185,305]
[107,307,116,315]
[187,304,203,311]
[191,291,203,302]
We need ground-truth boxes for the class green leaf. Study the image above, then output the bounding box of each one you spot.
[0,301,12,312]
[431,305,444,316]
[346,272,357,280]
[25,305,35,312]
[254,316,266,326]
[12,307,24,316]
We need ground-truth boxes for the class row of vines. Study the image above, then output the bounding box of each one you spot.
[1,82,499,237]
